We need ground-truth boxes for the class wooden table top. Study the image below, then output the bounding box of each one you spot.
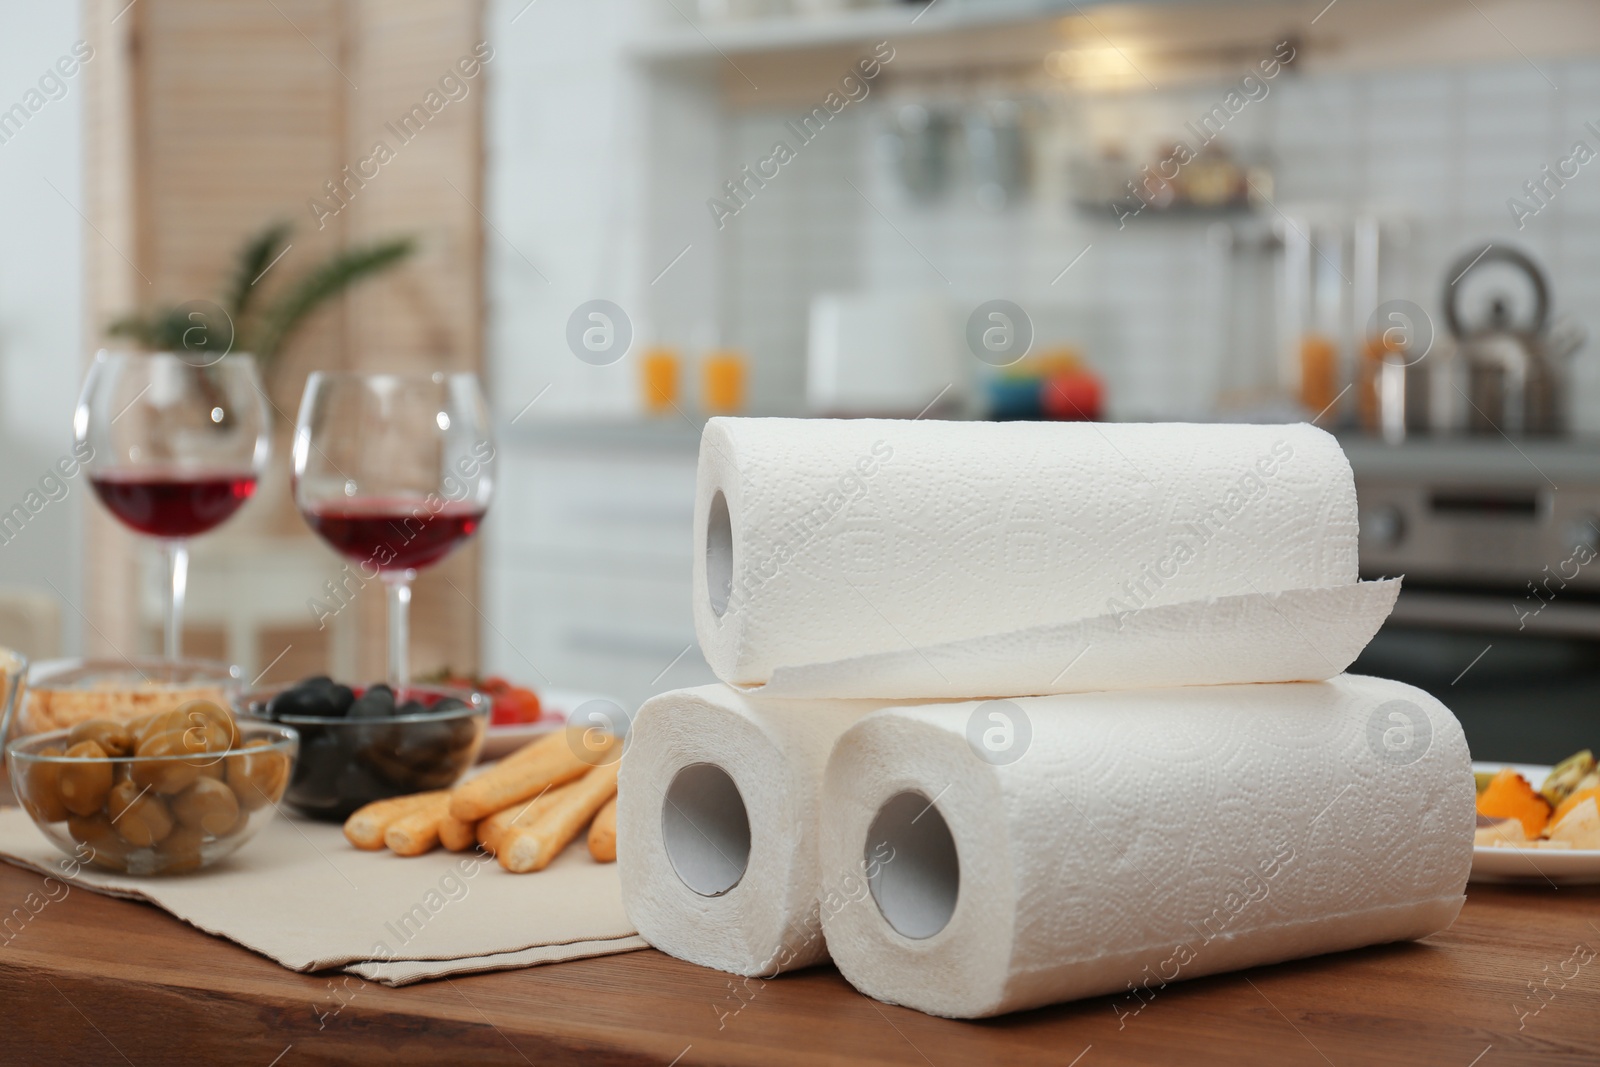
[0,858,1594,1067]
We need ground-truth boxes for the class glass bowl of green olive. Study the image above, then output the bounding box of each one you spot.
[5,700,298,875]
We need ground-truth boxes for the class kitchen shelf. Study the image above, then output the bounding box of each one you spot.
[628,0,1211,62]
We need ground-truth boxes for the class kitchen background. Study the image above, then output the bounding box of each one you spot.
[1,0,1597,761]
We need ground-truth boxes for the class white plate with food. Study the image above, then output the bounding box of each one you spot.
[1471,753,1600,886]
[475,686,627,761]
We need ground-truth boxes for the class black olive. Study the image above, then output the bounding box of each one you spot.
[324,683,355,716]
[276,682,483,821]
[358,741,415,786]
[289,729,346,808]
[299,676,356,717]
[393,719,452,759]
[349,685,397,720]
[447,716,482,747]
[267,687,321,719]
[335,759,391,801]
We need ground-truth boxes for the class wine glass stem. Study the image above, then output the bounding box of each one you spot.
[385,576,412,690]
[165,540,189,659]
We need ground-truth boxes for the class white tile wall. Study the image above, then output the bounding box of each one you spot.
[483,38,1600,703]
[0,4,86,654]
[485,0,657,421]
[712,57,1600,430]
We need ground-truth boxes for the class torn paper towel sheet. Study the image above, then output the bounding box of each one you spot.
[819,674,1474,1018]
[745,580,1400,700]
[618,684,892,976]
[694,418,1386,699]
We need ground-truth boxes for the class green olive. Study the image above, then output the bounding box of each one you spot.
[67,813,130,871]
[156,824,207,873]
[108,779,174,847]
[67,719,134,757]
[129,709,188,747]
[170,777,240,837]
[130,730,213,795]
[135,724,207,758]
[57,741,113,816]
[225,740,289,811]
[20,746,70,823]
[176,699,240,752]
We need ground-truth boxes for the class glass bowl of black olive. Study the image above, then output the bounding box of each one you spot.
[235,677,489,821]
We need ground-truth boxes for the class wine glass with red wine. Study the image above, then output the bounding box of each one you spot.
[293,371,495,688]
[75,350,271,658]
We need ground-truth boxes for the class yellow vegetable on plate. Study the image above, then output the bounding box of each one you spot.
[1547,796,1600,850]
[1553,786,1600,829]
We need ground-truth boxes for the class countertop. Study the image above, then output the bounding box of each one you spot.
[503,416,1600,485]
[0,858,1595,1066]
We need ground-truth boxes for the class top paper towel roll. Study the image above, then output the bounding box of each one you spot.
[694,417,1392,699]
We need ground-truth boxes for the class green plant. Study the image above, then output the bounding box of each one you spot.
[107,222,416,375]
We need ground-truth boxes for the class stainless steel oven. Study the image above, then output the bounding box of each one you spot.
[1346,438,1600,764]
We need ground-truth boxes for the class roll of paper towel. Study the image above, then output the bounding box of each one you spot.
[693,417,1397,699]
[819,674,1474,1018]
[618,684,889,976]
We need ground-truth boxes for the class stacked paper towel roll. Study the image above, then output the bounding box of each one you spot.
[819,676,1473,1018]
[619,685,891,976]
[692,417,1396,699]
[617,417,1471,1017]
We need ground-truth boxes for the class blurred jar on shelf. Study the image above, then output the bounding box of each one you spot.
[1068,140,1271,220]
[640,346,681,416]
[1277,208,1351,423]
[881,103,954,205]
[965,99,1031,212]
[703,349,747,414]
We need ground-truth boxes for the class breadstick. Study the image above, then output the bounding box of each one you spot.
[343,791,448,850]
[500,762,620,873]
[384,793,453,856]
[449,728,615,822]
[475,778,577,854]
[587,795,618,863]
[438,812,477,852]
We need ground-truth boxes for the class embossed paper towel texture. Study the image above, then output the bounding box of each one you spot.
[692,418,1393,698]
[820,674,1474,1018]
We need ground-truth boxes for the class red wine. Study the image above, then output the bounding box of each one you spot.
[91,469,257,538]
[303,499,486,573]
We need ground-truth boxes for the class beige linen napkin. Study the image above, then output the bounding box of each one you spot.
[0,805,642,979]
[345,936,649,986]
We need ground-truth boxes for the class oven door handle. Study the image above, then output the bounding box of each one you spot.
[1389,589,1600,638]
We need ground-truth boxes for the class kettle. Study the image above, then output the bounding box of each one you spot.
[1442,245,1584,436]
